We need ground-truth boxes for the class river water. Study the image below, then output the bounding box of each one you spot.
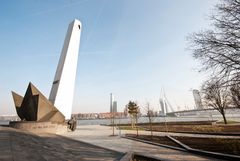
[1,108,240,126]
[0,116,213,126]
[76,116,217,125]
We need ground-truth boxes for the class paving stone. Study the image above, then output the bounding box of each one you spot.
[62,125,226,161]
[0,125,229,161]
[0,126,124,161]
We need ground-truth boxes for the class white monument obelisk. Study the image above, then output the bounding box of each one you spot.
[49,19,82,120]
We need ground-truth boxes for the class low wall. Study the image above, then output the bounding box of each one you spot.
[9,121,67,134]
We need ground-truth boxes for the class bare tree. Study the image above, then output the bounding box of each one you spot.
[111,111,115,136]
[230,84,240,108]
[123,105,128,117]
[145,102,154,139]
[202,79,231,124]
[188,0,240,86]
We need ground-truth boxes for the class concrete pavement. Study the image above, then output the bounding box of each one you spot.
[62,125,225,161]
[0,125,231,161]
[0,126,124,161]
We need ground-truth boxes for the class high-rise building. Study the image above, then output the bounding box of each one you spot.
[193,89,203,109]
[113,101,117,113]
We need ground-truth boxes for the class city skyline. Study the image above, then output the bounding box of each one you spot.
[0,0,218,115]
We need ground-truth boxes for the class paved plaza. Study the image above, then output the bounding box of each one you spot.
[62,125,225,161]
[0,126,124,161]
[0,125,231,161]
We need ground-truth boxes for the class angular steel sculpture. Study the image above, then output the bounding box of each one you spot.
[49,19,82,120]
[12,83,65,123]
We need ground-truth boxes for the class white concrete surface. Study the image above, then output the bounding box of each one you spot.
[49,19,81,120]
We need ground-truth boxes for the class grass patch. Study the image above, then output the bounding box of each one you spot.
[174,136,240,155]
[216,120,240,124]
[118,123,240,134]
[118,126,146,131]
[192,125,224,133]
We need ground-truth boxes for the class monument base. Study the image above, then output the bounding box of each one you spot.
[9,121,68,134]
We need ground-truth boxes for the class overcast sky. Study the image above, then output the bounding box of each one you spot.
[0,0,218,115]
